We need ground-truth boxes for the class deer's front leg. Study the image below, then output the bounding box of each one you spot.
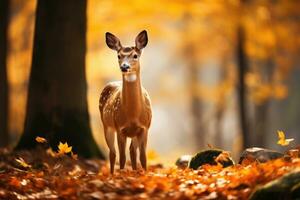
[130,137,138,170]
[138,130,148,170]
[104,127,116,174]
[117,133,127,169]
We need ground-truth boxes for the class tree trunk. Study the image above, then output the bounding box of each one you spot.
[254,103,269,147]
[236,26,250,148]
[16,0,104,159]
[189,63,205,149]
[0,0,9,147]
[253,59,274,147]
[214,58,227,148]
[181,13,206,149]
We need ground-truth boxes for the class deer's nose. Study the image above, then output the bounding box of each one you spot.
[120,63,130,72]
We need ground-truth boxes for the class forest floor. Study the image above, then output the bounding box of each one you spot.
[0,146,300,200]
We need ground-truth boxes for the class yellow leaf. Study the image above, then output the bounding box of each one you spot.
[46,148,57,157]
[15,157,31,168]
[147,149,159,161]
[277,130,294,146]
[35,136,47,143]
[58,142,72,154]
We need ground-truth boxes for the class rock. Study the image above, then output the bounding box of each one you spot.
[175,155,192,169]
[188,149,234,170]
[239,147,283,164]
[249,169,300,200]
[291,182,300,199]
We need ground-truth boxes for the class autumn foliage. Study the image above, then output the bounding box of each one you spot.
[1,0,300,199]
[0,140,299,199]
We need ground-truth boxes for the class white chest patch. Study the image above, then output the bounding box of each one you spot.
[125,74,137,82]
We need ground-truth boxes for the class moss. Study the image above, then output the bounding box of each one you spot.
[188,149,234,170]
[249,169,300,200]
[291,182,300,198]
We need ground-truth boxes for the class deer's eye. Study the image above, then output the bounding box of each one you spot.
[133,54,138,59]
[118,55,121,59]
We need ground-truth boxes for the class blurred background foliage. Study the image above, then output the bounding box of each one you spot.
[3,0,300,163]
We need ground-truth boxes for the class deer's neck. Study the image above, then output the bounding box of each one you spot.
[122,71,143,117]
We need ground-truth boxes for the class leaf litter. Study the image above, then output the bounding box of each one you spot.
[0,136,299,199]
[0,148,299,199]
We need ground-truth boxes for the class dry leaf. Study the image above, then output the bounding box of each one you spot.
[277,130,294,146]
[147,149,159,161]
[71,152,78,160]
[46,148,57,157]
[15,157,31,168]
[35,136,47,143]
[58,142,72,155]
[215,151,231,163]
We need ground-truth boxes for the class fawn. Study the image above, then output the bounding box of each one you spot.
[99,30,152,174]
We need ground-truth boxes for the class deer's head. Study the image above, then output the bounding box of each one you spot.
[105,30,148,74]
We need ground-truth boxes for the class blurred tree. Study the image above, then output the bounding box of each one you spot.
[214,57,229,148]
[0,0,9,147]
[236,25,250,148]
[181,13,206,149]
[253,59,274,147]
[188,50,206,148]
[243,0,300,147]
[16,0,104,158]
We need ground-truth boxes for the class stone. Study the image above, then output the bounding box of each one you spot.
[188,149,234,170]
[239,147,283,164]
[249,169,300,200]
[291,182,300,199]
[175,155,192,169]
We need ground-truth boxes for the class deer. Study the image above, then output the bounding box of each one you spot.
[99,30,152,174]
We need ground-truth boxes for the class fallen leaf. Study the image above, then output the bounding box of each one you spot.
[215,151,231,163]
[147,149,159,161]
[35,136,47,143]
[58,142,72,155]
[46,148,57,157]
[9,177,21,187]
[15,157,32,168]
[71,152,78,160]
[277,130,294,146]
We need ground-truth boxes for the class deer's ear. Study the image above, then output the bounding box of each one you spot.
[105,32,122,51]
[135,30,148,50]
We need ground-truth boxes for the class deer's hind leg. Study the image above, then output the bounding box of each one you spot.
[104,127,116,174]
[138,130,148,170]
[129,137,138,170]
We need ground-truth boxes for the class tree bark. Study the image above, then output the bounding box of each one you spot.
[182,13,206,149]
[254,103,269,147]
[253,59,274,147]
[189,62,205,149]
[16,0,104,158]
[0,0,9,147]
[214,58,227,148]
[236,26,250,148]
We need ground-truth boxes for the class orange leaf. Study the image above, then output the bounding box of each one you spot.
[35,136,47,143]
[58,142,72,154]
[46,148,57,157]
[71,151,78,160]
